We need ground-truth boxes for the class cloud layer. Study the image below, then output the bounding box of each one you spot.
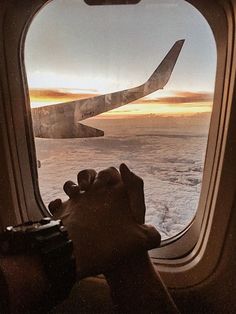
[29,88,213,115]
[30,88,213,103]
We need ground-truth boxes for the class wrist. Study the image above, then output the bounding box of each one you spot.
[105,252,179,313]
[105,252,152,284]
[105,252,157,299]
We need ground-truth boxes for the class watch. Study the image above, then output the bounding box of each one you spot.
[0,217,76,311]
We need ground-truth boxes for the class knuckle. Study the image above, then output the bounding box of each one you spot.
[48,198,62,214]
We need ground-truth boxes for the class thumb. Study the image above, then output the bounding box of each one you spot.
[120,163,146,224]
[141,224,161,250]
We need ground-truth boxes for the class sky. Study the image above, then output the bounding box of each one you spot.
[25,0,217,116]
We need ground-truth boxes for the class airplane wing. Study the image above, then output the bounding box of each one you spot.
[32,39,185,138]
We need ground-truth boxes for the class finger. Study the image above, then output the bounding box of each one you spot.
[63,180,80,198]
[48,198,62,215]
[120,163,146,224]
[141,224,161,250]
[93,167,121,190]
[77,169,97,191]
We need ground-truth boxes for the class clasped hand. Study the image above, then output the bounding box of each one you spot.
[49,164,161,279]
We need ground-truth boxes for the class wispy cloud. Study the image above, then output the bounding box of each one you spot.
[140,91,213,105]
[29,88,98,102]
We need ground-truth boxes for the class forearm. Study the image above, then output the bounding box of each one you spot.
[105,252,179,313]
[0,255,49,313]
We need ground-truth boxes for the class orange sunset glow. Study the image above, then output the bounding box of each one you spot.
[29,88,213,117]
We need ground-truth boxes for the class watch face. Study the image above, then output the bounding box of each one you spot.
[6,218,54,233]
[0,219,61,255]
[14,222,42,232]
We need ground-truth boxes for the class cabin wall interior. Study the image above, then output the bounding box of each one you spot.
[172,196,236,313]
[171,1,236,311]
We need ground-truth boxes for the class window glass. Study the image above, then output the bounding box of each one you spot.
[25,0,216,239]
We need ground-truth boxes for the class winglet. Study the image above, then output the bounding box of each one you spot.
[145,39,185,91]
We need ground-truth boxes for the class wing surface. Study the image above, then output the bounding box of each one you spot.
[32,40,185,138]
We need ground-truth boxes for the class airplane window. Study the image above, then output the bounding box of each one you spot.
[24,0,216,240]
